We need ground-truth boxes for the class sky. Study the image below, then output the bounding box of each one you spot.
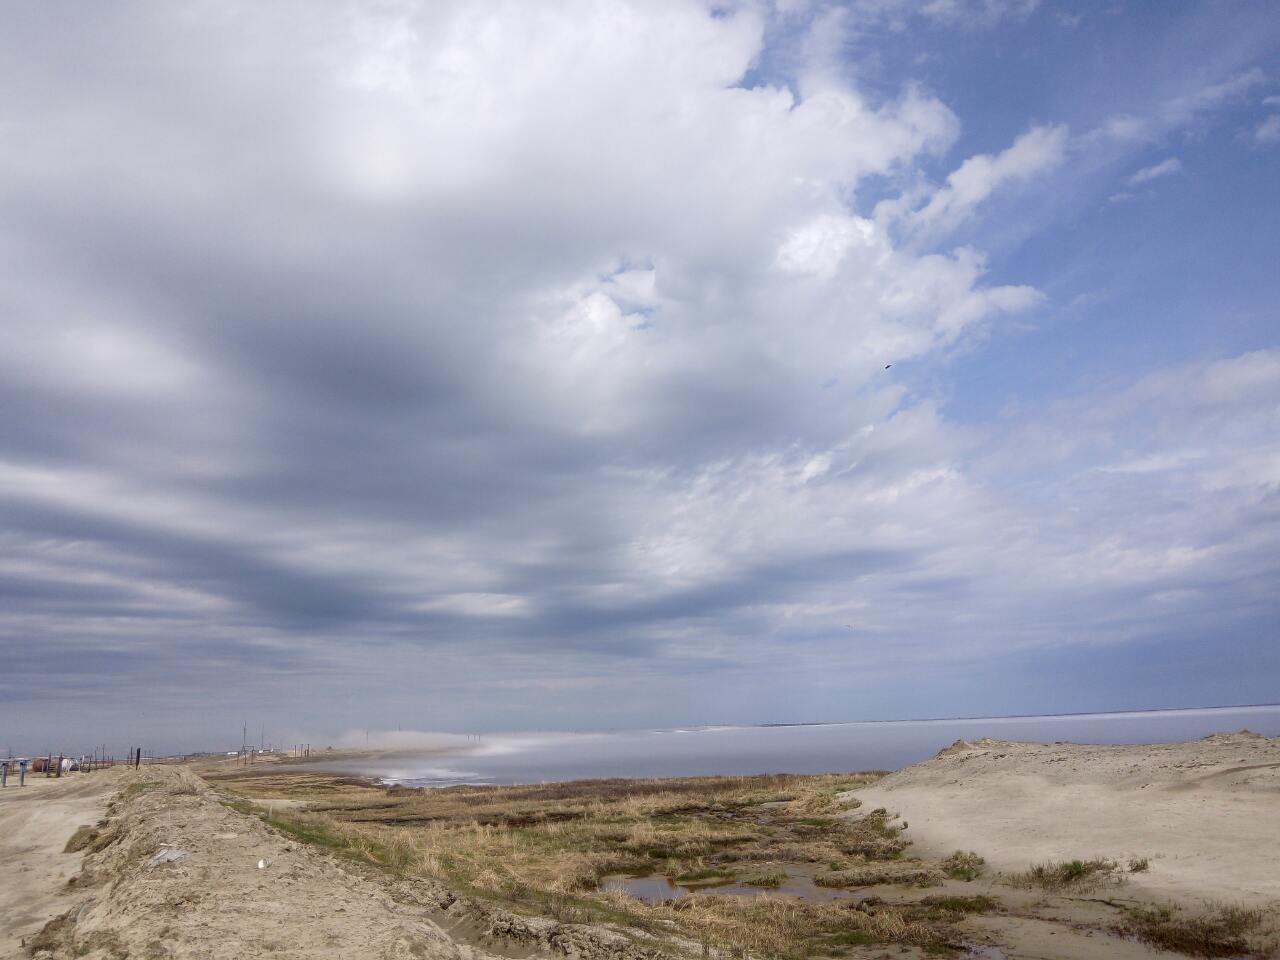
[1,1,1278,755]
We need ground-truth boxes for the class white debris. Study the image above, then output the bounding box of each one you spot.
[147,848,189,867]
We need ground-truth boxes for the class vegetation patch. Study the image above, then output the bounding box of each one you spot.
[1116,902,1276,958]
[942,850,985,881]
[816,863,943,888]
[742,871,787,887]
[206,768,1008,956]
[920,895,999,916]
[1010,857,1123,892]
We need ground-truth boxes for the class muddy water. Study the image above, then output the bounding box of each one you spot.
[599,868,858,904]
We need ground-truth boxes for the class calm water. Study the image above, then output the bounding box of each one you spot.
[321,704,1280,788]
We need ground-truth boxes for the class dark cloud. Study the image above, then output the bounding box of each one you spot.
[0,2,1276,753]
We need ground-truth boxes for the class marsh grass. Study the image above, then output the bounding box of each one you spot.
[1010,857,1123,892]
[653,895,960,957]
[206,769,993,957]
[919,895,999,917]
[1117,902,1278,958]
[941,850,985,881]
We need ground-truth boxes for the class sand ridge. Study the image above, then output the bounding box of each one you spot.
[24,766,674,960]
[849,730,1280,906]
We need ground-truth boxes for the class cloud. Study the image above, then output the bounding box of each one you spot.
[1256,115,1280,144]
[0,2,1275,748]
[1164,68,1266,124]
[918,0,1040,26]
[1093,69,1267,145]
[1128,157,1182,184]
[902,124,1068,238]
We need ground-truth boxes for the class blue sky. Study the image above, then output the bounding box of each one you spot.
[0,1,1277,753]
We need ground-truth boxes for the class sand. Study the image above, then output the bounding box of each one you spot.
[0,768,122,959]
[22,766,668,960]
[9,734,1280,959]
[850,730,1280,906]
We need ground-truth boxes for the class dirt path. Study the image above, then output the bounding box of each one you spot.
[0,770,122,959]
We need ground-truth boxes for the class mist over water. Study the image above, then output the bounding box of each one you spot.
[314,705,1280,788]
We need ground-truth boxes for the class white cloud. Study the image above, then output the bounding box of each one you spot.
[1128,157,1182,184]
[1164,68,1266,125]
[1255,115,1280,144]
[918,0,1040,26]
[1092,69,1267,145]
[0,2,1275,740]
[903,124,1068,238]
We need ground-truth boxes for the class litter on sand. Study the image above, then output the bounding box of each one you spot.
[147,848,189,867]
[257,858,271,870]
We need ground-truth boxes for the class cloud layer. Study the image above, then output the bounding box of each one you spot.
[1,1,1277,750]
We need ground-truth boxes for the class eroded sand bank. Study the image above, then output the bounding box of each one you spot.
[851,730,1280,906]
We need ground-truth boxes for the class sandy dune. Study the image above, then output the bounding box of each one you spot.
[22,766,668,960]
[852,730,1280,906]
[0,769,121,959]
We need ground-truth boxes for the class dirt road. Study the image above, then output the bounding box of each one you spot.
[0,770,122,959]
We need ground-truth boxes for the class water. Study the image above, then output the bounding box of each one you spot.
[316,704,1280,788]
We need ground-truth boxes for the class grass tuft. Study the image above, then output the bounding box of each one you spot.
[1117,902,1276,958]
[1010,857,1122,891]
[941,850,985,881]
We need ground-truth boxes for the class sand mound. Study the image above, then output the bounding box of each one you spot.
[28,768,669,960]
[852,731,1280,906]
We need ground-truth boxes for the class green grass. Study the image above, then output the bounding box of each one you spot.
[742,872,787,888]
[673,867,735,884]
[920,895,998,916]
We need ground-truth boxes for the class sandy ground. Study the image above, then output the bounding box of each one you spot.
[851,730,1280,906]
[0,769,122,959]
[10,737,1280,959]
[23,766,666,960]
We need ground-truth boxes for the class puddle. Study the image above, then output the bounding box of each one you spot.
[962,948,1008,960]
[600,868,859,904]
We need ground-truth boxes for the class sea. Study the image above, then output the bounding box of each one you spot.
[319,703,1280,789]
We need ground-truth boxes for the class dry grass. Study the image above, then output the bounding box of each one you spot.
[1009,857,1124,892]
[652,894,962,957]
[1116,902,1279,958]
[941,850,985,881]
[207,768,996,956]
[814,863,942,888]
